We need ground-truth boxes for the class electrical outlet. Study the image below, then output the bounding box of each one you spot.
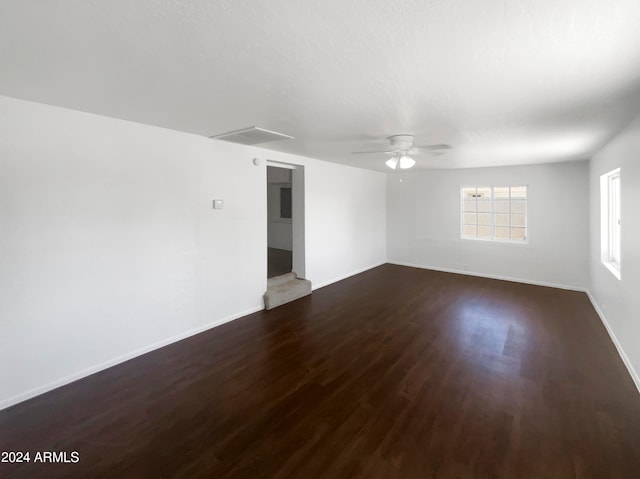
[213,199,224,209]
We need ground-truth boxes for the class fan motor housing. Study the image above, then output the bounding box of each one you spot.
[388,134,414,150]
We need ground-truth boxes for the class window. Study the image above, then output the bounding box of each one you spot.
[280,187,292,219]
[461,186,527,243]
[600,168,621,279]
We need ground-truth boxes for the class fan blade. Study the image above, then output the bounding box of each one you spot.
[351,150,395,155]
[413,144,452,150]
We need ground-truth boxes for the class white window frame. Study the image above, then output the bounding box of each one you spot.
[460,185,528,244]
[600,168,621,280]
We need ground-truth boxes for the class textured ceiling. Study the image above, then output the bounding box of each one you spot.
[2,0,640,171]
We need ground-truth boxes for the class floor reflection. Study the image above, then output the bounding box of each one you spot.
[451,296,531,378]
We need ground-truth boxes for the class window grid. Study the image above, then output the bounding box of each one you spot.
[461,186,527,243]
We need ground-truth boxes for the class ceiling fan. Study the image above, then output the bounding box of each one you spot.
[352,134,452,169]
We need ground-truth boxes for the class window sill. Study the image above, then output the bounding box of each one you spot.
[602,260,621,280]
[460,236,528,246]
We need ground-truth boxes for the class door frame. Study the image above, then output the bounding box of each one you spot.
[266,161,306,279]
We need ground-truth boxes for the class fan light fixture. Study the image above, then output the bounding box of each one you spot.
[399,154,416,169]
[386,153,415,170]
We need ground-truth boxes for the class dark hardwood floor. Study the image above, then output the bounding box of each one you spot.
[2,264,640,478]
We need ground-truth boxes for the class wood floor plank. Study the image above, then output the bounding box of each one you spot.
[1,264,640,478]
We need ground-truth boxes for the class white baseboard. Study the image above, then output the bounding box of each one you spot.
[387,261,587,292]
[0,305,264,411]
[584,291,640,395]
[312,261,387,291]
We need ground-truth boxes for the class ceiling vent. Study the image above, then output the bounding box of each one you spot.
[209,127,294,145]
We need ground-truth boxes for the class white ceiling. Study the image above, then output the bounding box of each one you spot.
[2,0,640,171]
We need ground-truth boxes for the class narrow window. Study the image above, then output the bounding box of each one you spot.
[461,186,527,243]
[280,187,292,219]
[600,168,621,279]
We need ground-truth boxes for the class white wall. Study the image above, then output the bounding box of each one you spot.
[0,95,386,409]
[387,161,590,289]
[589,114,640,388]
[304,160,386,288]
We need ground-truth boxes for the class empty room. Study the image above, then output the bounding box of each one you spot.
[2,1,640,478]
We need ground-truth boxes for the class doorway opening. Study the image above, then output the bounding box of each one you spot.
[266,162,305,279]
[267,166,292,277]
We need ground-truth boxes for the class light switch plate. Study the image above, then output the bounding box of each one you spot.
[213,199,224,209]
